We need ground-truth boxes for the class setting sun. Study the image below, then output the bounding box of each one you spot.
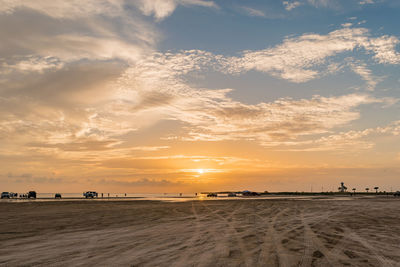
[197,169,205,174]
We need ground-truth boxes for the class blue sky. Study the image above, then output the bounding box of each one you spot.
[159,0,400,52]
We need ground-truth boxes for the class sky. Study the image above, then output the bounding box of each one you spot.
[1,0,400,193]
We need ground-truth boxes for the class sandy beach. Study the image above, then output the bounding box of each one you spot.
[1,197,399,266]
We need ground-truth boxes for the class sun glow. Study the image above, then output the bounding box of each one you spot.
[197,169,204,174]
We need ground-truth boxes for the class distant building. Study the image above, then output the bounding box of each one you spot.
[338,182,347,192]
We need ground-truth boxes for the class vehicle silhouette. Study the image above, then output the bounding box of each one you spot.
[27,191,37,199]
[1,192,10,199]
[83,191,98,198]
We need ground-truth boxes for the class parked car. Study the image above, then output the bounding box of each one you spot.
[242,190,261,196]
[207,193,217,197]
[394,191,400,197]
[1,192,10,199]
[83,191,98,198]
[55,193,62,199]
[27,191,37,199]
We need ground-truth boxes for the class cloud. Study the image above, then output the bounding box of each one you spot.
[134,0,218,20]
[283,1,302,11]
[27,139,122,152]
[130,146,170,151]
[1,56,64,74]
[134,0,177,20]
[177,93,379,142]
[223,27,400,82]
[265,120,400,151]
[118,51,381,143]
[1,33,149,64]
[0,0,157,68]
[365,35,400,64]
[307,0,334,8]
[359,0,375,5]
[0,0,125,18]
[240,6,266,17]
[0,0,159,157]
[5,173,68,184]
[267,130,376,151]
[346,59,382,91]
[100,178,184,187]
[341,22,353,27]
[0,61,134,155]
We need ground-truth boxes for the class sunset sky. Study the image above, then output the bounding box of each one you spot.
[1,0,400,193]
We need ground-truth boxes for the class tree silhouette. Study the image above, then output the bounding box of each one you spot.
[338,182,347,192]
[352,188,356,193]
[374,187,379,193]
[365,188,369,193]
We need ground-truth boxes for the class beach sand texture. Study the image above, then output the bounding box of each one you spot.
[0,198,399,266]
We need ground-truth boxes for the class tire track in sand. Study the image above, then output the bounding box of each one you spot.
[300,210,344,267]
[345,229,396,267]
[255,206,293,267]
[200,201,252,266]
[173,202,204,266]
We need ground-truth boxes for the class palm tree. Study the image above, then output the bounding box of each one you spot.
[352,188,356,194]
[374,187,379,193]
[365,188,369,193]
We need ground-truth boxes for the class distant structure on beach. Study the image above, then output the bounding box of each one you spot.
[338,182,347,192]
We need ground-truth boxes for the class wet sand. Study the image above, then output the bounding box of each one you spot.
[0,197,399,266]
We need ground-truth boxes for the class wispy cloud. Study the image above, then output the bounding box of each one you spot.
[266,120,400,151]
[346,59,383,91]
[307,0,333,8]
[0,0,217,21]
[100,178,184,187]
[223,27,400,82]
[118,50,383,144]
[134,0,218,20]
[283,1,302,11]
[0,0,158,82]
[130,146,170,151]
[0,0,125,18]
[359,0,375,5]
[240,6,266,17]
[5,173,68,184]
[1,56,64,74]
